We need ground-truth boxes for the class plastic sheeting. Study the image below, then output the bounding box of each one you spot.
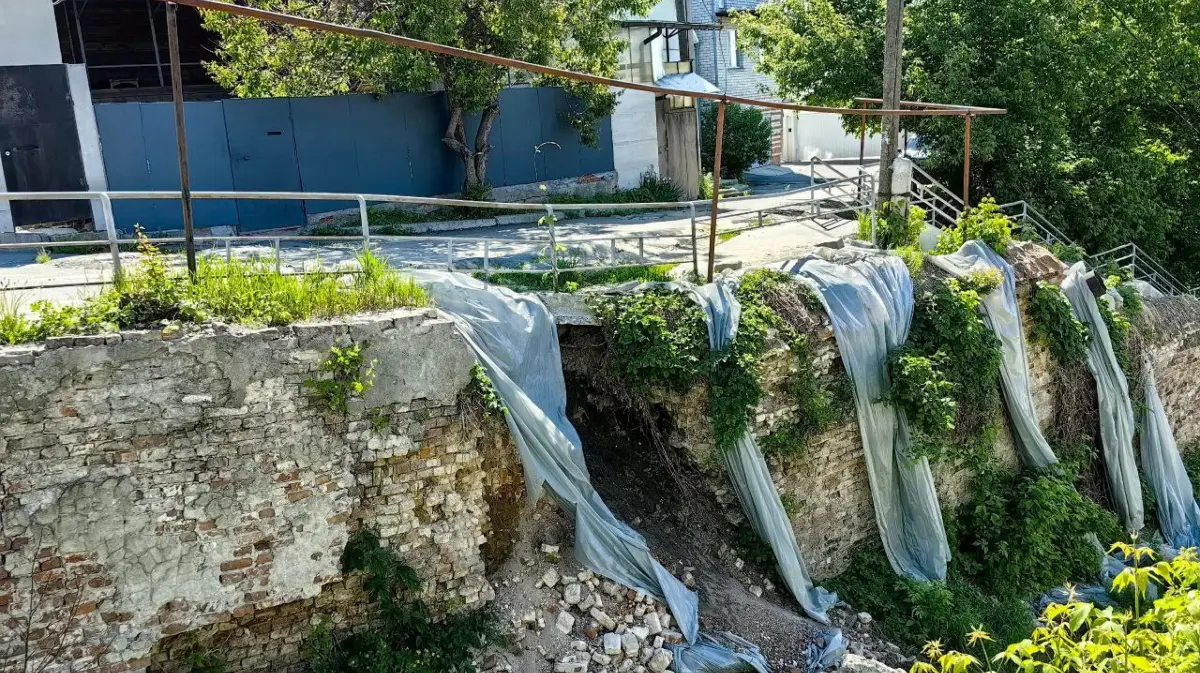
[410,271,700,644]
[1061,262,1144,533]
[776,251,950,582]
[929,241,1058,469]
[1139,356,1200,547]
[668,632,772,673]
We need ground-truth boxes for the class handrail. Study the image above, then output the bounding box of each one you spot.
[910,163,964,208]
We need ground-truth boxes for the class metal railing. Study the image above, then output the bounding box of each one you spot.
[907,166,1195,297]
[0,177,873,292]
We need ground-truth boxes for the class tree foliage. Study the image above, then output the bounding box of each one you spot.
[701,103,774,179]
[735,0,1200,284]
[202,0,649,194]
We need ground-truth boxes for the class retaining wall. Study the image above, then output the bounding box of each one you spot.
[0,310,522,673]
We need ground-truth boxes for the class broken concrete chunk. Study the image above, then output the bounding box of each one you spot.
[543,568,561,588]
[603,632,622,655]
[647,649,673,672]
[644,611,662,636]
[563,582,583,605]
[555,611,575,635]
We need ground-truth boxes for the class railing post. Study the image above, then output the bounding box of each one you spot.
[757,210,763,228]
[483,239,490,280]
[688,202,699,279]
[638,237,644,262]
[273,238,281,274]
[98,194,123,281]
[609,239,617,266]
[447,240,455,271]
[225,239,231,262]
[544,204,559,292]
[357,195,370,250]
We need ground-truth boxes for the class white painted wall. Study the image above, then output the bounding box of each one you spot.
[783,111,882,163]
[67,64,109,228]
[0,0,62,67]
[609,89,659,189]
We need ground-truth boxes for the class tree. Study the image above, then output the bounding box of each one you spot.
[700,103,773,179]
[202,0,649,197]
[735,0,1200,284]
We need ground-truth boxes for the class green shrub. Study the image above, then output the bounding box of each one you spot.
[1049,241,1088,264]
[477,264,675,293]
[1028,282,1090,365]
[306,530,501,673]
[466,363,506,418]
[1097,297,1133,377]
[1183,445,1200,494]
[304,343,377,414]
[934,197,1015,255]
[701,103,773,179]
[700,172,715,200]
[589,289,711,393]
[894,245,926,275]
[865,201,927,250]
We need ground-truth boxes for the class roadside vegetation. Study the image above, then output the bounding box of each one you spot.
[476,264,676,293]
[0,230,426,345]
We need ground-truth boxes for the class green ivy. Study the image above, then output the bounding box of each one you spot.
[306,530,501,673]
[886,347,957,462]
[1028,282,1091,366]
[1049,242,1089,265]
[861,200,927,250]
[1097,298,1134,378]
[467,363,506,418]
[901,275,1004,466]
[304,342,377,414]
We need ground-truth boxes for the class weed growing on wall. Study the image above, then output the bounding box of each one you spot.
[1028,282,1090,366]
[466,363,506,418]
[304,343,377,414]
[475,264,675,294]
[934,198,1015,256]
[306,530,501,673]
[0,232,428,346]
[862,201,927,250]
[886,348,957,462]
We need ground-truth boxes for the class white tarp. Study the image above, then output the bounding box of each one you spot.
[775,250,950,582]
[410,271,700,643]
[1061,262,1144,533]
[929,241,1058,469]
[1139,357,1200,547]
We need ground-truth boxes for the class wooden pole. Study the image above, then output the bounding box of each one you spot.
[876,0,905,208]
[166,2,196,277]
[706,100,726,283]
[962,114,972,208]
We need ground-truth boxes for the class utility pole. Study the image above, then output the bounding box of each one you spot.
[167,2,197,277]
[875,0,905,209]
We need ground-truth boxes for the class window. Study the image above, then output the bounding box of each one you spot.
[617,26,654,83]
[664,30,689,63]
[729,29,744,68]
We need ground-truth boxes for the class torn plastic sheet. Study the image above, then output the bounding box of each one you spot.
[774,250,950,582]
[593,278,838,625]
[410,271,699,644]
[668,632,772,673]
[1061,262,1144,533]
[929,241,1057,469]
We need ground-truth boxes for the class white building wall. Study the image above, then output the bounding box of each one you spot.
[609,89,659,189]
[0,0,62,67]
[68,64,109,227]
[783,111,882,163]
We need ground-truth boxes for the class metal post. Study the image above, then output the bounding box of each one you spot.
[225,239,231,262]
[609,239,617,265]
[962,114,972,209]
[357,196,370,249]
[707,100,727,282]
[859,113,867,200]
[757,211,763,228]
[98,194,123,280]
[166,3,197,277]
[544,204,559,292]
[638,237,644,262]
[688,202,699,279]
[483,240,490,280]
[273,238,281,273]
[447,240,454,270]
[145,0,166,87]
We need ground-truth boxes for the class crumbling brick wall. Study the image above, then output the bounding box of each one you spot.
[1143,295,1200,450]
[0,309,521,673]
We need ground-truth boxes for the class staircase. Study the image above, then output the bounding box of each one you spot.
[907,164,1196,297]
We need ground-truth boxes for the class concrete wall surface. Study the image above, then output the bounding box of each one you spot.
[0,309,522,673]
[0,0,62,67]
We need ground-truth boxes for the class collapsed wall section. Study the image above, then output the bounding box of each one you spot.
[1143,296,1200,450]
[0,310,522,673]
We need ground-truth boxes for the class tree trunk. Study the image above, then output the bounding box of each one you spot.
[442,103,501,196]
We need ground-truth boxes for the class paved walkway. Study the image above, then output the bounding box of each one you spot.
[0,186,859,307]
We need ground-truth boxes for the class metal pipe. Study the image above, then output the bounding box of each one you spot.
[544,204,559,292]
[688,202,699,279]
[99,194,123,279]
[145,0,166,87]
[357,195,370,249]
[158,0,1005,118]
[483,239,490,279]
[707,100,726,282]
[447,240,454,270]
[273,238,281,273]
[962,114,973,209]
[166,2,197,277]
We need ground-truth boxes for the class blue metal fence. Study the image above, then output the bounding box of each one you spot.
[93,88,615,232]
